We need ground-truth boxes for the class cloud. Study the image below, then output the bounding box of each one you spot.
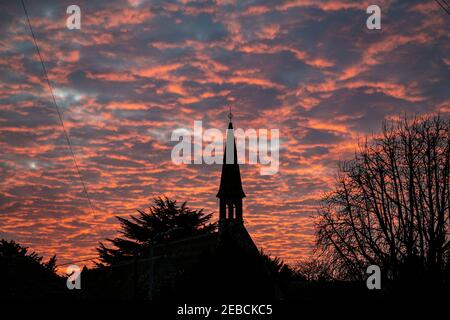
[0,0,448,267]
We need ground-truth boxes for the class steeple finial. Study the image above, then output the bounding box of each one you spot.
[228,106,233,122]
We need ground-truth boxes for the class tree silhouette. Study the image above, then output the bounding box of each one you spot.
[97,196,216,265]
[296,258,333,282]
[0,239,57,272]
[44,255,57,273]
[316,115,450,288]
[0,239,65,299]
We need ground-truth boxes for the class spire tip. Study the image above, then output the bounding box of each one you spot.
[228,106,233,122]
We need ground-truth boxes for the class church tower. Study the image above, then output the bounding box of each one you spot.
[216,109,246,232]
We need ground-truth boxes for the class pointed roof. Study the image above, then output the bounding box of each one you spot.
[216,120,246,199]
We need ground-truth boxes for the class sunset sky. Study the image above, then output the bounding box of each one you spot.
[0,0,449,268]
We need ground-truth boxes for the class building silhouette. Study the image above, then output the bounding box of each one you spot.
[216,113,258,255]
[217,117,246,227]
[146,113,263,299]
[72,113,281,300]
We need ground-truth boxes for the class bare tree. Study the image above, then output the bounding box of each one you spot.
[316,115,450,287]
[296,258,333,282]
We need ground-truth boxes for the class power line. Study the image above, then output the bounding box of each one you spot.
[20,0,96,216]
[55,254,302,268]
[434,0,450,15]
[56,257,98,267]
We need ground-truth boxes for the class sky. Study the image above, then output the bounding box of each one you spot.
[0,0,449,268]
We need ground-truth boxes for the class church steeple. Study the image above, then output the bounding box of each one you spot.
[217,108,245,230]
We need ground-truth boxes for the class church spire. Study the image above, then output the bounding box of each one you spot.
[217,107,245,229]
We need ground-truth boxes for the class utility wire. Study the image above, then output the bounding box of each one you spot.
[56,257,99,267]
[56,254,301,268]
[20,0,96,216]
